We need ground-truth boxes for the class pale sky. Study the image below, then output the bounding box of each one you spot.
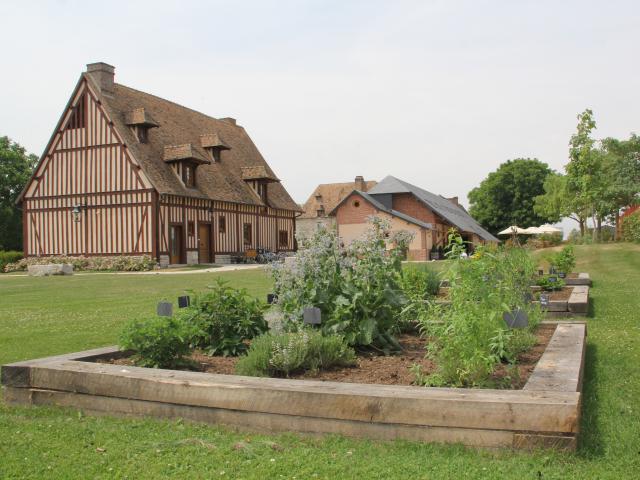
[2,0,639,221]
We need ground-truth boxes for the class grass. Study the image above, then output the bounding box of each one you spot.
[1,244,640,478]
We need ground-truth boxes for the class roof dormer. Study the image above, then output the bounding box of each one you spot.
[125,108,159,143]
[163,143,211,189]
[200,133,230,162]
[241,166,279,203]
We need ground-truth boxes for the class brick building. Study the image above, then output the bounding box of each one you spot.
[297,176,376,239]
[330,176,498,260]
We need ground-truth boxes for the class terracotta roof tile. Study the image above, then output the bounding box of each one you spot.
[300,179,377,219]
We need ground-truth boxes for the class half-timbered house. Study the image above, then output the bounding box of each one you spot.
[18,63,300,265]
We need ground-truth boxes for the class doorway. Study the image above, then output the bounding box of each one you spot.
[198,223,211,263]
[169,225,184,264]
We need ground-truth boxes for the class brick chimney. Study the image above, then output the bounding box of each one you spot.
[355,175,366,191]
[86,62,115,93]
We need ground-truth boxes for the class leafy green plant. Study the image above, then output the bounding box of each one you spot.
[272,218,412,352]
[536,274,566,291]
[622,210,640,243]
[4,255,157,272]
[119,316,194,369]
[415,232,542,387]
[182,279,268,356]
[0,251,23,271]
[397,264,440,330]
[550,245,576,274]
[235,329,356,377]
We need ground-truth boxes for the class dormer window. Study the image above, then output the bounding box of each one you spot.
[240,166,280,205]
[200,133,230,163]
[183,164,196,187]
[163,144,211,190]
[125,108,158,144]
[316,206,325,217]
[315,194,323,201]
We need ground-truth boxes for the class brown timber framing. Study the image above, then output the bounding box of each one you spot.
[2,322,586,451]
[19,69,299,264]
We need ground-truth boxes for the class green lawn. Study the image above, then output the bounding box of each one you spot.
[1,244,639,479]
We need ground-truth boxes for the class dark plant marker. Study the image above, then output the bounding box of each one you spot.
[558,272,566,279]
[538,269,544,276]
[548,276,557,283]
[267,293,277,304]
[503,309,529,329]
[303,307,322,325]
[178,296,191,308]
[157,301,173,317]
[540,293,550,307]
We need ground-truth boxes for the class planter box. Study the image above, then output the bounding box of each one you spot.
[2,323,586,451]
[565,273,591,287]
[533,286,589,318]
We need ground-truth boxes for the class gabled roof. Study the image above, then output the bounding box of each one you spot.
[300,179,377,219]
[368,176,499,242]
[329,190,433,230]
[84,72,300,211]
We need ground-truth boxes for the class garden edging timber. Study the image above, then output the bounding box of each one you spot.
[1,322,586,451]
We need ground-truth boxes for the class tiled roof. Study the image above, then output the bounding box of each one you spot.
[300,179,377,219]
[368,176,499,242]
[86,74,300,211]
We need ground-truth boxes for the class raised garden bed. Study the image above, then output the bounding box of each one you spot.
[532,286,590,317]
[564,273,592,286]
[2,322,586,451]
[95,324,556,389]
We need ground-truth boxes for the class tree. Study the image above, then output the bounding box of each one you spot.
[564,109,603,238]
[599,135,640,238]
[0,136,37,251]
[534,173,573,222]
[468,158,553,235]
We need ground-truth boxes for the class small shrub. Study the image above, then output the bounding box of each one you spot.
[4,255,157,272]
[236,330,356,377]
[398,264,440,329]
[119,316,193,369]
[0,251,23,271]
[536,275,566,291]
[550,245,576,274]
[183,279,268,356]
[622,210,640,243]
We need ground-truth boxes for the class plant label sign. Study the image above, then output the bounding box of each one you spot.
[540,293,550,307]
[267,293,277,304]
[558,272,566,279]
[178,296,191,308]
[303,307,322,325]
[157,301,173,317]
[548,276,557,283]
[503,309,529,329]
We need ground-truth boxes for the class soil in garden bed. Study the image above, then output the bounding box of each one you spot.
[96,324,556,389]
[536,286,573,301]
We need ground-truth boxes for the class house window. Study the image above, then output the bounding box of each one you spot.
[67,94,86,129]
[279,230,289,248]
[188,221,195,237]
[258,182,267,202]
[243,223,252,245]
[206,147,222,162]
[135,126,148,144]
[219,216,226,234]
[316,207,325,217]
[182,164,196,187]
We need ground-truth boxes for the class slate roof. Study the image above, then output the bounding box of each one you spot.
[367,176,499,242]
[300,179,377,219]
[85,73,300,211]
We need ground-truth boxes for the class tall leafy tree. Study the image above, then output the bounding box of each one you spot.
[468,158,553,234]
[0,136,37,250]
[564,109,602,237]
[599,135,640,237]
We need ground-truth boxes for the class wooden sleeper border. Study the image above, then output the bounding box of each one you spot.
[1,322,586,451]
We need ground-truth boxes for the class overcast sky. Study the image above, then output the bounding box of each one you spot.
[2,0,639,219]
